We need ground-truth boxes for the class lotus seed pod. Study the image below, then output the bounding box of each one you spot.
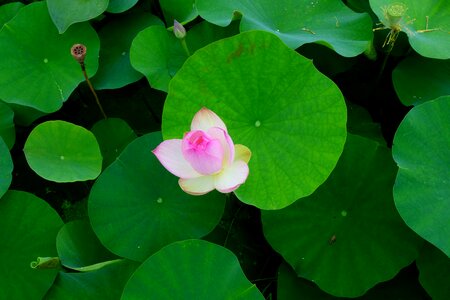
[71,44,87,64]
[386,3,407,25]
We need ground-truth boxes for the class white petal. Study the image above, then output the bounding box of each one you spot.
[214,160,249,193]
[179,176,215,195]
[191,108,227,132]
[152,139,201,179]
[234,144,251,163]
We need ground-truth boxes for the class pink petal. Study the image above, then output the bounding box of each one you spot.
[234,144,251,163]
[152,139,201,179]
[207,127,235,166]
[179,176,215,195]
[182,131,224,175]
[191,108,227,132]
[214,160,249,193]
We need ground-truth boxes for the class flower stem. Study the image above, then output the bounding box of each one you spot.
[80,63,107,119]
[180,38,191,57]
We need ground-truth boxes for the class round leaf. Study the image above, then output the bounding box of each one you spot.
[45,260,139,300]
[24,120,102,182]
[393,55,450,106]
[130,21,239,92]
[417,243,450,300]
[393,96,450,257]
[121,239,264,299]
[196,0,373,57]
[56,220,117,269]
[0,2,100,113]
[91,11,163,90]
[47,0,109,34]
[0,138,13,198]
[107,0,139,13]
[130,25,186,92]
[0,190,63,300]
[91,118,137,168]
[262,134,422,297]
[162,30,347,209]
[369,0,450,59]
[88,132,226,262]
[0,101,15,149]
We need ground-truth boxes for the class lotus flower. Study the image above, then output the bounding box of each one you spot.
[153,108,251,195]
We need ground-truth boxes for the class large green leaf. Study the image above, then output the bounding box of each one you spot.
[91,118,137,168]
[47,0,109,34]
[121,239,264,299]
[0,2,100,113]
[56,220,117,269]
[196,0,373,57]
[0,137,13,199]
[262,134,422,297]
[0,190,63,300]
[162,30,347,209]
[393,96,450,257]
[91,11,163,90]
[0,101,15,149]
[392,55,450,106]
[88,132,226,262]
[24,120,102,182]
[369,0,450,59]
[45,260,139,300]
[417,243,450,300]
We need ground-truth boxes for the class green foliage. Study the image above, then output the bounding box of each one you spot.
[0,191,63,299]
[1,0,449,298]
[24,120,103,182]
[393,96,450,257]
[122,239,264,299]
[0,2,100,113]
[262,134,423,297]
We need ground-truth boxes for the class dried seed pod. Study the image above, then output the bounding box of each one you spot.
[71,44,87,64]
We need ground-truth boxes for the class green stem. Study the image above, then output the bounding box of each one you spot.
[180,38,191,57]
[81,63,107,119]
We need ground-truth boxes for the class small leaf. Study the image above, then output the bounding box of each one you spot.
[159,0,198,24]
[393,55,450,106]
[24,120,102,182]
[121,240,264,299]
[91,118,137,168]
